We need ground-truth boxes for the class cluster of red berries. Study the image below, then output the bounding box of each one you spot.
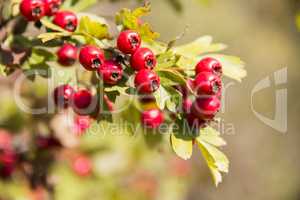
[53,30,164,129]
[20,0,78,32]
[117,30,163,129]
[180,57,223,129]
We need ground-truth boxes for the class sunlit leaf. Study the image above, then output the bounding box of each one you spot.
[170,134,193,160]
[173,35,227,58]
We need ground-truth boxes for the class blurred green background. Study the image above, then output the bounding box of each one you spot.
[1,0,299,199]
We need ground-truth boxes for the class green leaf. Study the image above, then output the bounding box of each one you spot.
[156,68,186,86]
[77,16,110,40]
[116,5,159,42]
[153,86,169,110]
[157,51,181,69]
[198,143,223,186]
[173,35,227,58]
[170,134,193,160]
[196,126,226,147]
[28,48,56,64]
[196,126,229,186]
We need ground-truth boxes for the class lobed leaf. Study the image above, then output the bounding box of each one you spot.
[196,126,229,186]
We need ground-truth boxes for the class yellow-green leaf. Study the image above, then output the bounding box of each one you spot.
[173,35,227,58]
[196,126,226,147]
[77,16,110,40]
[170,134,193,160]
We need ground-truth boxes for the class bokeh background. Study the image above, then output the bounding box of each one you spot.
[0,0,299,199]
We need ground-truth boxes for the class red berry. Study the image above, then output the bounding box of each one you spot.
[53,11,78,32]
[194,72,222,95]
[19,0,46,21]
[97,60,123,85]
[195,57,222,76]
[57,43,78,66]
[44,0,61,16]
[72,155,92,177]
[130,48,157,71]
[72,89,93,115]
[53,84,74,108]
[79,45,105,71]
[117,30,141,54]
[191,96,221,120]
[134,69,160,94]
[141,109,164,129]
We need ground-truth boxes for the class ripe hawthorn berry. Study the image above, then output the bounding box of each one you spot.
[72,89,93,115]
[194,72,222,95]
[44,0,61,16]
[19,0,46,21]
[130,48,157,71]
[53,84,74,108]
[53,11,78,32]
[57,43,78,66]
[79,45,105,71]
[141,109,164,129]
[117,30,141,54]
[191,96,221,120]
[195,57,222,76]
[97,60,123,85]
[72,155,92,177]
[134,69,160,94]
